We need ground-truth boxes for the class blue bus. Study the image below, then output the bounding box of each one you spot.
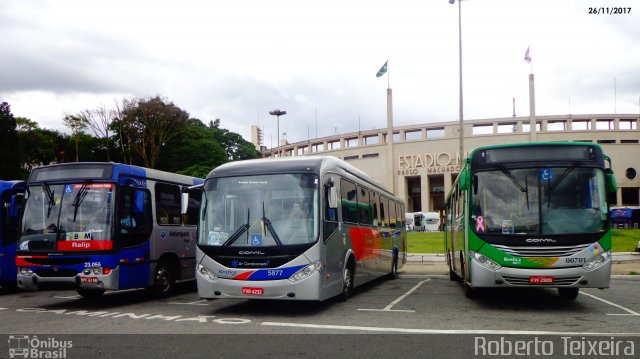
[16,163,203,298]
[0,181,26,288]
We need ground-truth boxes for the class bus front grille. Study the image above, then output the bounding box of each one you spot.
[501,275,581,286]
[493,244,591,257]
[35,269,78,278]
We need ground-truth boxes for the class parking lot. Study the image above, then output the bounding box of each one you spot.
[1,274,639,358]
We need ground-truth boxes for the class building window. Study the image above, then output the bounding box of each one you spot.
[363,153,379,159]
[497,123,517,133]
[473,124,493,135]
[621,139,639,144]
[571,120,591,130]
[619,120,638,130]
[364,135,379,145]
[345,138,358,148]
[596,119,613,130]
[344,155,359,161]
[597,140,616,144]
[426,128,445,139]
[405,130,422,141]
[547,121,566,131]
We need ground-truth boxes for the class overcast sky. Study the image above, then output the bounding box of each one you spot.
[1,0,638,147]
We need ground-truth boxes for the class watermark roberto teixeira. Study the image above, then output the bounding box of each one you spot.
[474,336,636,357]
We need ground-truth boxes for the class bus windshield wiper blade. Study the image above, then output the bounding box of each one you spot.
[41,183,55,218]
[549,163,577,191]
[498,165,530,210]
[262,202,283,247]
[222,208,250,247]
[72,181,91,222]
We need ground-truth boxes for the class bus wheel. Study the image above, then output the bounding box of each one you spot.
[152,261,177,297]
[449,267,458,281]
[339,265,354,301]
[77,288,105,298]
[464,285,478,299]
[558,288,579,300]
[388,254,399,280]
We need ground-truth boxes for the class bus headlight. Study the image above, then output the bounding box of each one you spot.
[582,251,611,271]
[197,264,217,281]
[471,252,502,271]
[19,267,33,275]
[289,261,321,283]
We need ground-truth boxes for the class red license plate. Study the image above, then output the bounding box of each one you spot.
[80,276,99,283]
[529,276,554,284]
[242,287,264,296]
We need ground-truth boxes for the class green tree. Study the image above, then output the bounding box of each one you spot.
[63,114,88,162]
[0,102,22,179]
[121,96,189,169]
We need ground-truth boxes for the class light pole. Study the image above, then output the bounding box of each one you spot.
[269,109,286,153]
[449,0,464,163]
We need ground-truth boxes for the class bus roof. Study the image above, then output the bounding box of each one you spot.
[467,141,604,160]
[28,162,202,185]
[207,156,396,199]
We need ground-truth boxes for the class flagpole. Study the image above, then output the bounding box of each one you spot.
[387,59,390,89]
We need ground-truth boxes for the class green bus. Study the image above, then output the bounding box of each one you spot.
[444,142,617,299]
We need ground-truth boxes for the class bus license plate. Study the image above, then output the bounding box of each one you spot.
[529,276,554,284]
[80,276,98,283]
[242,287,264,296]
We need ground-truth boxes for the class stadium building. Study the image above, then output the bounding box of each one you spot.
[253,113,640,213]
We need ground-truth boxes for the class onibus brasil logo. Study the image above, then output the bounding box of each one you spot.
[7,335,73,358]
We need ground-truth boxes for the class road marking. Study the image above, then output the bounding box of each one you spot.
[261,322,640,336]
[0,307,7,311]
[169,300,209,306]
[580,291,640,316]
[54,295,81,299]
[358,279,430,313]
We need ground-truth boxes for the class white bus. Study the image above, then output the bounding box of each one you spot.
[188,156,407,301]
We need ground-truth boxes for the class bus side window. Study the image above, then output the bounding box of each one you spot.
[155,183,182,225]
[340,179,358,224]
[120,187,152,248]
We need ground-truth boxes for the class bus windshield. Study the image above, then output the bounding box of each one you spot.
[19,183,115,251]
[471,167,608,235]
[199,173,319,247]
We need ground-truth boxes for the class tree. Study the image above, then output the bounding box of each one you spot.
[121,96,189,169]
[80,104,114,161]
[0,102,22,179]
[63,114,88,162]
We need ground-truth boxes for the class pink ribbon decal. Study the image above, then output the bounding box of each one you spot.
[476,216,485,232]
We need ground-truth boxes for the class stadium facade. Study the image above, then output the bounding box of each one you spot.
[254,114,639,213]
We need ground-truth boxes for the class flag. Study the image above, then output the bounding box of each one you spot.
[376,61,388,78]
[524,47,531,63]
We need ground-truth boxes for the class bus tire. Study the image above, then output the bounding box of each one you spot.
[152,261,177,298]
[449,267,458,281]
[558,288,579,300]
[339,262,355,301]
[77,288,105,298]
[464,285,478,299]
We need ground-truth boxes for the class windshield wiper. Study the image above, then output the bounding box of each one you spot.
[222,208,250,247]
[41,183,56,218]
[72,181,92,222]
[498,165,530,210]
[262,202,283,247]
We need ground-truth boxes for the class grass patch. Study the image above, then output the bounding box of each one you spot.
[407,229,640,254]
[612,229,640,252]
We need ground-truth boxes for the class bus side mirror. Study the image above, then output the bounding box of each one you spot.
[605,169,617,193]
[328,186,338,209]
[459,170,470,191]
[181,192,189,215]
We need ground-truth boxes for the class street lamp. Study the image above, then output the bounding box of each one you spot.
[449,0,464,164]
[269,109,287,152]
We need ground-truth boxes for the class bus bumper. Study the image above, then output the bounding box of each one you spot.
[17,267,120,291]
[197,270,322,300]
[469,257,612,289]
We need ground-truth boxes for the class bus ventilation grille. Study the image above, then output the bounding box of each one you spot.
[493,244,591,257]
